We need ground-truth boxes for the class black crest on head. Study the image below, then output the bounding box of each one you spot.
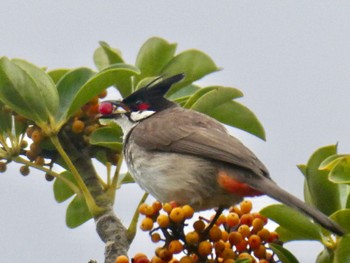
[122,73,185,111]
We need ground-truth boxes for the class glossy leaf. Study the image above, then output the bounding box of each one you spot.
[0,57,58,125]
[260,204,322,241]
[55,67,95,123]
[135,37,177,82]
[330,209,350,233]
[328,157,350,184]
[183,86,220,109]
[275,226,314,242]
[302,145,341,216]
[66,194,92,228]
[334,235,350,263]
[319,154,345,171]
[161,49,219,96]
[93,41,124,70]
[117,172,135,188]
[89,125,123,151]
[0,102,12,134]
[47,68,70,84]
[53,171,76,203]
[65,64,139,120]
[167,84,200,100]
[269,243,299,263]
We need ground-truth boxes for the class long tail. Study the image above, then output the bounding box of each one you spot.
[256,178,345,236]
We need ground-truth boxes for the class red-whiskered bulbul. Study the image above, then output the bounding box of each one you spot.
[99,74,344,236]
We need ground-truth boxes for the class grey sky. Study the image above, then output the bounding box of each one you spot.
[1,1,350,262]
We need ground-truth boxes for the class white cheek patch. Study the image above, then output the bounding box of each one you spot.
[130,110,156,121]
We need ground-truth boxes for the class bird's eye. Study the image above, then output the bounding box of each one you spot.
[135,100,150,111]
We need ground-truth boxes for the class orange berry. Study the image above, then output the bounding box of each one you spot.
[252,218,265,232]
[89,95,99,105]
[168,240,183,254]
[169,207,185,223]
[35,156,45,166]
[31,129,43,143]
[157,248,172,261]
[193,220,206,232]
[238,225,250,238]
[150,256,166,263]
[151,233,161,243]
[238,252,253,262]
[235,239,248,253]
[240,200,252,214]
[20,165,30,176]
[163,203,173,214]
[198,241,212,256]
[115,255,129,263]
[221,248,235,260]
[152,201,163,213]
[223,260,235,263]
[185,231,200,245]
[157,214,170,228]
[267,231,279,243]
[215,214,226,226]
[259,260,269,263]
[133,253,148,261]
[209,226,222,242]
[98,89,108,99]
[221,230,229,242]
[72,119,85,133]
[140,217,154,231]
[240,213,254,226]
[228,231,243,245]
[138,203,149,215]
[254,244,267,259]
[214,240,226,255]
[179,256,194,263]
[226,212,240,227]
[257,228,270,241]
[248,234,261,249]
[230,206,242,216]
[182,205,194,219]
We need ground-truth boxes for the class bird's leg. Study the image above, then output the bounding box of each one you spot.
[202,206,224,237]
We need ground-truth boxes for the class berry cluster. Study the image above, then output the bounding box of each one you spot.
[116,200,281,263]
[0,90,109,178]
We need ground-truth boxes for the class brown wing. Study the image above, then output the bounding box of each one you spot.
[130,107,269,177]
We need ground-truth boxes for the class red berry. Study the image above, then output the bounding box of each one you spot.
[99,102,114,115]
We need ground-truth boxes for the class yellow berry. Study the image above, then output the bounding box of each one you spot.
[138,203,149,215]
[169,207,185,223]
[72,119,85,134]
[163,203,173,214]
[140,217,154,231]
[185,231,200,245]
[182,205,194,219]
[240,200,252,214]
[157,214,170,228]
[115,255,129,263]
[215,214,226,225]
[238,225,250,238]
[257,228,270,241]
[168,240,183,254]
[252,218,265,232]
[221,248,235,260]
[198,241,212,256]
[226,212,240,227]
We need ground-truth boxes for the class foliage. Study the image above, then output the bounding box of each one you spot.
[0,37,348,262]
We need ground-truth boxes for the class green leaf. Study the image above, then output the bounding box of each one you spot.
[47,68,70,84]
[269,243,299,263]
[334,235,350,263]
[135,37,177,82]
[303,145,341,215]
[161,49,219,96]
[316,249,334,263]
[89,125,123,151]
[260,204,322,241]
[55,67,95,123]
[183,86,219,109]
[65,64,140,121]
[66,194,93,228]
[0,103,12,134]
[0,57,58,125]
[93,41,124,70]
[53,171,76,203]
[297,164,307,177]
[328,157,350,184]
[330,209,350,233]
[319,154,345,171]
[167,84,200,100]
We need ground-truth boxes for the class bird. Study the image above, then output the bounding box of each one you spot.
[98,73,344,236]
